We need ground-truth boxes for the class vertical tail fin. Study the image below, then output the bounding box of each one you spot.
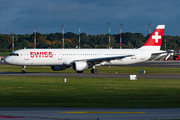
[140,25,165,50]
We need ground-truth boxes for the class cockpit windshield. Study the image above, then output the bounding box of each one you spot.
[9,53,19,56]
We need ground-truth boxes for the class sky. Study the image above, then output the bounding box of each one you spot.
[0,0,180,36]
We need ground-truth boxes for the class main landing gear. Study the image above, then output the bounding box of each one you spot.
[77,71,83,73]
[22,66,26,74]
[91,66,98,74]
[91,68,98,74]
[76,66,98,74]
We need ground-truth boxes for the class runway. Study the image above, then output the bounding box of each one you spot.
[0,72,180,79]
[0,108,180,120]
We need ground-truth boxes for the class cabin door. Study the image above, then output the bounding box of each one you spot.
[24,50,29,60]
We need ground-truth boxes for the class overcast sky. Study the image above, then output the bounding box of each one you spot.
[0,0,180,36]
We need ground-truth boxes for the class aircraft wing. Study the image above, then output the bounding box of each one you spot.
[74,55,133,66]
[151,50,174,55]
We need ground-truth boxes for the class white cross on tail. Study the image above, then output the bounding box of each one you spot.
[152,32,161,43]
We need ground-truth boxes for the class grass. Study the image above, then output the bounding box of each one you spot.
[1,64,180,107]
[0,76,180,107]
[0,52,11,56]
[1,64,180,74]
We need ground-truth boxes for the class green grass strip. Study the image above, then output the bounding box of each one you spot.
[0,52,11,56]
[0,76,180,108]
[1,65,180,74]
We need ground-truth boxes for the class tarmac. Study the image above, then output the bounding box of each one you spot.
[0,108,180,120]
[0,72,180,79]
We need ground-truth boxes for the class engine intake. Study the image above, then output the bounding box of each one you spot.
[72,61,89,71]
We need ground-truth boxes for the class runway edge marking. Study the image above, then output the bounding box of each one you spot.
[58,111,146,114]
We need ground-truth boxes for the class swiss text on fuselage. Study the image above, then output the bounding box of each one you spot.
[30,52,53,58]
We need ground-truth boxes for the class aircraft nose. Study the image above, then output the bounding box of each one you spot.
[4,56,11,64]
[4,56,19,65]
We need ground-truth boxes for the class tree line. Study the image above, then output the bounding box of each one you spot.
[0,32,179,52]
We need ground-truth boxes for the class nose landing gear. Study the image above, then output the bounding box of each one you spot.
[22,66,26,74]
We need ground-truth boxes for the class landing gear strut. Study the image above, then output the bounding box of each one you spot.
[22,66,26,74]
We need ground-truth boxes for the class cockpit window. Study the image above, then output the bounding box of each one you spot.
[9,53,19,56]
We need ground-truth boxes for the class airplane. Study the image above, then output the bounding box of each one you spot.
[5,25,166,74]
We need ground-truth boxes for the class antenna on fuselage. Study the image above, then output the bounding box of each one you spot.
[75,45,78,49]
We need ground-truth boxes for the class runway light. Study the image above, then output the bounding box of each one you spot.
[63,78,66,82]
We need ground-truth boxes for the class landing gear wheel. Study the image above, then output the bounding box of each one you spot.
[22,66,26,74]
[77,71,83,73]
[21,70,25,74]
[91,69,98,74]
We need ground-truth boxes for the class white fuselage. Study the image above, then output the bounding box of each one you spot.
[5,48,153,66]
[4,25,166,73]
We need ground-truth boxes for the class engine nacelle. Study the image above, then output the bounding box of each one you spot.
[72,61,89,71]
[51,65,67,71]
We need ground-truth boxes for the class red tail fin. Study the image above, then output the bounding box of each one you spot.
[143,25,165,46]
[140,25,165,50]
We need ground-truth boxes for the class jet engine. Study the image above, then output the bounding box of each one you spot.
[51,65,67,71]
[72,61,89,71]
